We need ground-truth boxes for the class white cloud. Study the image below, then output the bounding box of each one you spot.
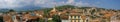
[0,0,34,8]
[34,0,55,7]
[0,0,95,8]
[67,0,74,4]
[0,0,17,8]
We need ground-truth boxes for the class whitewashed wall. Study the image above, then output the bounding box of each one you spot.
[62,20,70,22]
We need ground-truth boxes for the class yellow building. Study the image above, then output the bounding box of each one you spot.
[67,8,88,22]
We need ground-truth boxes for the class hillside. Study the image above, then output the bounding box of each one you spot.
[41,5,120,21]
[41,5,116,13]
[0,5,119,22]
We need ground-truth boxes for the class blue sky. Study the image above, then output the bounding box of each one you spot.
[0,0,120,10]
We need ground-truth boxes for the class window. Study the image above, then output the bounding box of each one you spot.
[74,16,76,19]
[78,16,80,19]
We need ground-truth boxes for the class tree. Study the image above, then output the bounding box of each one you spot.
[43,8,52,22]
[52,15,61,22]
[39,19,45,22]
[48,20,55,22]
[9,9,15,12]
[8,9,16,15]
[0,17,3,22]
[55,5,76,10]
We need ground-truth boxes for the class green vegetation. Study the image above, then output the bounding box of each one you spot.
[52,15,61,22]
[9,9,15,12]
[0,17,3,22]
[48,20,55,22]
[0,5,120,22]
[55,5,76,9]
[38,19,45,22]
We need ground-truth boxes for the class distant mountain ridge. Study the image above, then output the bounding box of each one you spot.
[0,5,119,13]
[0,8,10,13]
[0,6,42,12]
